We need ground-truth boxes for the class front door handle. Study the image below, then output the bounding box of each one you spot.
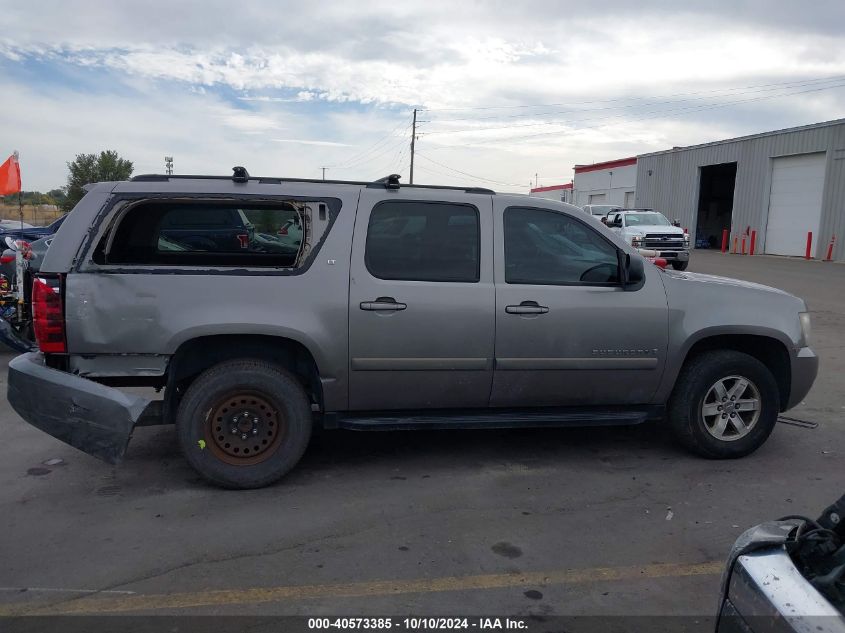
[360,296,407,311]
[505,300,549,315]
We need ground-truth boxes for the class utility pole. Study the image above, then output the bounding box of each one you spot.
[321,167,327,181]
[409,108,417,184]
[165,156,174,175]
[15,151,22,229]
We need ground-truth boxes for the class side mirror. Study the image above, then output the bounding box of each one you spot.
[621,252,645,288]
[672,219,681,227]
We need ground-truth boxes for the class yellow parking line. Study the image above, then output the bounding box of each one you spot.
[0,560,723,616]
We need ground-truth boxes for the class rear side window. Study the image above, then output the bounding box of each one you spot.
[102,201,303,267]
[365,201,480,282]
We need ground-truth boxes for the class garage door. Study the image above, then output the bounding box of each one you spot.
[765,153,826,256]
[588,193,606,204]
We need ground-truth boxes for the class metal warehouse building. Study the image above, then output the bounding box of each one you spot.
[635,118,845,261]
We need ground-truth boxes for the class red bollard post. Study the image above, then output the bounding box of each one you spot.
[749,231,757,255]
[721,229,729,253]
[733,237,738,254]
[741,235,747,255]
[805,232,813,259]
[826,235,836,261]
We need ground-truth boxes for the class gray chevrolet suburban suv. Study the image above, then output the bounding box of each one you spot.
[7,169,818,488]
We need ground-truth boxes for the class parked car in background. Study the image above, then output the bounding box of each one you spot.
[0,214,66,242]
[582,204,621,219]
[0,219,34,230]
[717,493,845,632]
[606,209,690,270]
[6,170,817,489]
[0,234,55,352]
[277,216,303,249]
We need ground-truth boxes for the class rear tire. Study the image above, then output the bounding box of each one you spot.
[176,359,312,489]
[672,261,689,271]
[667,350,779,458]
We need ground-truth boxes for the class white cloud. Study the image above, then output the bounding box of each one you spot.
[1,2,844,193]
[273,139,352,147]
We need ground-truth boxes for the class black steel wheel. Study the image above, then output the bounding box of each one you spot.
[177,359,312,489]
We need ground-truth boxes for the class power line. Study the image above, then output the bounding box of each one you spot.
[415,153,525,188]
[333,132,411,174]
[419,73,845,113]
[424,81,845,150]
[422,76,845,130]
[327,117,413,169]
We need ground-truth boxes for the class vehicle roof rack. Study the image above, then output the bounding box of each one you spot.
[129,172,495,195]
[232,166,250,183]
[372,174,401,190]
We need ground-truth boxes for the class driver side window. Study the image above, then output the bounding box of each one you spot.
[504,207,620,285]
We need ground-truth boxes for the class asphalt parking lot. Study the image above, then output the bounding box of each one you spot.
[0,250,842,623]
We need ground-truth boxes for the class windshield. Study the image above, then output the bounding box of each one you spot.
[624,212,671,227]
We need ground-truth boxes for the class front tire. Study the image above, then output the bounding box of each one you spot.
[671,260,689,271]
[667,350,779,458]
[176,359,312,489]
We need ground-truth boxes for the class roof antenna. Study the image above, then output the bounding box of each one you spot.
[232,166,250,183]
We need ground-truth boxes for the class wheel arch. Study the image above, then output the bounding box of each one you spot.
[674,331,792,412]
[163,334,323,424]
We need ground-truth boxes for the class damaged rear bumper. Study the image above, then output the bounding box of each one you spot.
[7,352,153,464]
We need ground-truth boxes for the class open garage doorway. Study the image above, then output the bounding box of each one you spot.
[696,163,737,249]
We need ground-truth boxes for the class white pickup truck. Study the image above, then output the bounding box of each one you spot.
[607,209,690,271]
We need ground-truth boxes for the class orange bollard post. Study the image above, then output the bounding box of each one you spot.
[741,235,747,255]
[721,229,729,253]
[805,232,813,259]
[733,237,738,254]
[826,235,836,261]
[749,231,757,255]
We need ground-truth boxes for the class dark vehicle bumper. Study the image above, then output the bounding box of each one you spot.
[787,346,818,410]
[7,352,153,464]
[655,249,689,261]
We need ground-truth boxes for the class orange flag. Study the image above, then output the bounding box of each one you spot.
[0,152,22,195]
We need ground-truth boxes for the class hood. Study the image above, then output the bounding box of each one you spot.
[626,225,685,235]
[660,269,808,350]
[662,270,793,296]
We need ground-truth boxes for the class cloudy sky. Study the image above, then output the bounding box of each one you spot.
[2,0,845,192]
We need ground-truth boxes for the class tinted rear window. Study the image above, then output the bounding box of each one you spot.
[102,201,303,267]
[365,201,480,282]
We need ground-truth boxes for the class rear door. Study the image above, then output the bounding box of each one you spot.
[491,201,668,407]
[347,188,495,410]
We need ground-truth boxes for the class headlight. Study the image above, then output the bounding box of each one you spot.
[799,312,812,346]
[683,233,690,244]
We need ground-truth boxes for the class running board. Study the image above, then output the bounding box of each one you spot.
[327,406,662,431]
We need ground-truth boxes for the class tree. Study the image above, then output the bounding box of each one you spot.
[63,150,133,212]
[46,188,67,207]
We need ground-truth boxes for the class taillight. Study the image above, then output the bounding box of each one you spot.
[0,254,14,264]
[32,276,66,353]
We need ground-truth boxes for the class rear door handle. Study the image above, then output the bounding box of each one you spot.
[505,300,549,315]
[360,296,407,311]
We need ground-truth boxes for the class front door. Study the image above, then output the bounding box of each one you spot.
[348,189,495,410]
[491,202,668,407]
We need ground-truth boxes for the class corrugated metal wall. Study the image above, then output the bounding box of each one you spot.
[635,120,845,261]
